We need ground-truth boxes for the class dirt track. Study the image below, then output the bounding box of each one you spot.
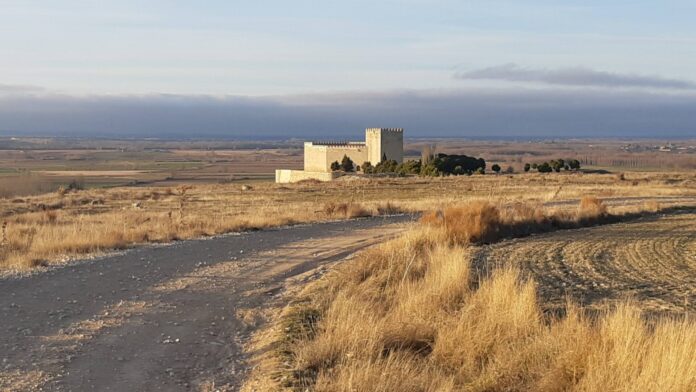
[0,216,410,391]
[476,210,696,316]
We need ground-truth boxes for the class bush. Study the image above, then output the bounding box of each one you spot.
[396,160,421,176]
[492,164,501,173]
[524,163,531,172]
[374,159,399,174]
[361,161,373,174]
[323,202,371,219]
[330,161,341,171]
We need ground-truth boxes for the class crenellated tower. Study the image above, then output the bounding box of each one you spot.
[365,128,404,164]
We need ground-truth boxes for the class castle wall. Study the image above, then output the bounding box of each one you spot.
[275,169,341,183]
[303,142,368,172]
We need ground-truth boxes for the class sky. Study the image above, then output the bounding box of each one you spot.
[1,0,695,139]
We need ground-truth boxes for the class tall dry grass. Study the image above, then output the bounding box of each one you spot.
[2,172,695,272]
[0,187,403,271]
[419,197,615,245]
[252,200,696,392]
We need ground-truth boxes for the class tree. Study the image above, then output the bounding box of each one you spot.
[491,164,501,173]
[531,163,538,170]
[340,155,354,172]
[362,161,373,174]
[568,159,581,170]
[524,163,531,172]
[330,161,340,171]
[537,162,552,173]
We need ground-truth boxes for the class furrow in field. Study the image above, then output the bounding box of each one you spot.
[477,212,696,315]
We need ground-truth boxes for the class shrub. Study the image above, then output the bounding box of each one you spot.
[420,201,501,244]
[578,196,607,218]
[330,161,341,171]
[362,161,373,174]
[374,159,399,174]
[492,164,501,173]
[376,202,404,215]
[524,163,531,172]
[396,160,421,176]
[323,202,371,219]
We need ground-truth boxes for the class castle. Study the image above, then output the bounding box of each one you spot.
[275,128,404,183]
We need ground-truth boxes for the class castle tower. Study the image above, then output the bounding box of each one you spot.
[366,128,404,164]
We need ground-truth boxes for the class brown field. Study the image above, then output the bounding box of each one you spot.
[1,137,694,198]
[244,201,696,392]
[477,212,696,315]
[1,170,695,273]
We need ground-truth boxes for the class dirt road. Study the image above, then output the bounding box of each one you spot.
[0,216,411,391]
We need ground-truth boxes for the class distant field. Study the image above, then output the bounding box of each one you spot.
[0,137,694,198]
[1,170,695,272]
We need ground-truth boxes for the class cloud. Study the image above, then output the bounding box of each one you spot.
[455,64,696,90]
[0,88,695,139]
[0,83,45,94]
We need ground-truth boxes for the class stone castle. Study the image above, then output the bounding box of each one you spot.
[275,128,404,183]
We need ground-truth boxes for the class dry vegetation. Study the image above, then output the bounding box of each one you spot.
[1,172,695,272]
[245,200,696,392]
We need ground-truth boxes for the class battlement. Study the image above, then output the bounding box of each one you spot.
[306,141,367,149]
[366,127,404,134]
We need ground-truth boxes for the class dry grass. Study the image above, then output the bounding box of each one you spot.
[418,197,654,245]
[1,172,695,272]
[247,200,696,392]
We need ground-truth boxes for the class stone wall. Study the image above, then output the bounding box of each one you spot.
[303,142,369,172]
[275,169,342,183]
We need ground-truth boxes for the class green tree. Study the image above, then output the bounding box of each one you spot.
[491,164,501,173]
[524,163,531,172]
[538,162,552,173]
[340,155,354,172]
[330,161,341,171]
[362,161,373,174]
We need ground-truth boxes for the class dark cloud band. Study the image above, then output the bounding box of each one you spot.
[1,88,695,139]
[456,64,696,90]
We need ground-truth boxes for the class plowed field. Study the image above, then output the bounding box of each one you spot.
[476,211,696,315]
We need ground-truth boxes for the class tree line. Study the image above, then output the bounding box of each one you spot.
[330,153,581,177]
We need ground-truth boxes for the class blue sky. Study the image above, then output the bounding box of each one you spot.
[3,0,696,94]
[1,1,695,138]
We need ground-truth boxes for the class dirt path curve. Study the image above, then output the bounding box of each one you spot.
[0,216,412,391]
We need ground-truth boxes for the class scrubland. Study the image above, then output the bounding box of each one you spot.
[1,171,695,272]
[244,199,696,392]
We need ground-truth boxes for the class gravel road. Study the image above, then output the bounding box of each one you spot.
[0,215,412,391]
